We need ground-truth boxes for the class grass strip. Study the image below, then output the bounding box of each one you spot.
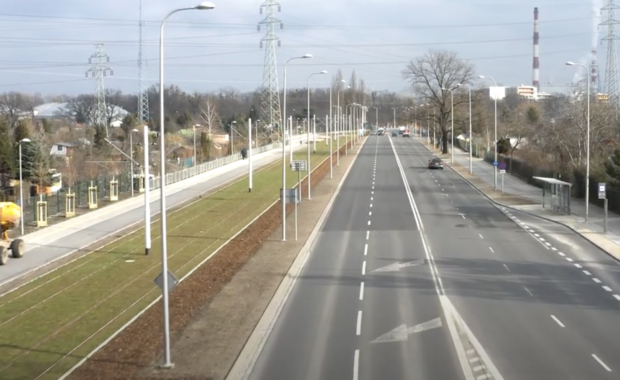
[0,141,347,380]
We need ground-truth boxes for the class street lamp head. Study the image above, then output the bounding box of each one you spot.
[566,61,576,66]
[320,70,328,74]
[131,128,139,132]
[340,79,346,83]
[441,87,446,90]
[301,54,313,59]
[456,83,462,88]
[20,138,31,143]
[195,2,216,9]
[478,75,485,79]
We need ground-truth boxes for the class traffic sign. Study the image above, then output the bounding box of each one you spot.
[598,182,606,200]
[499,169,506,174]
[493,161,498,166]
[291,160,307,172]
[154,270,178,292]
[498,161,506,171]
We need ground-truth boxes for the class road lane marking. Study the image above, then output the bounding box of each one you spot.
[583,270,591,275]
[534,233,540,237]
[566,257,574,262]
[614,294,620,301]
[603,285,612,292]
[593,278,602,283]
[524,286,533,296]
[368,220,371,226]
[479,234,484,239]
[369,211,372,216]
[370,197,373,201]
[366,231,369,240]
[370,203,372,208]
[544,242,552,246]
[364,244,368,256]
[362,261,366,275]
[551,247,557,251]
[592,354,612,372]
[359,282,364,300]
[489,247,495,253]
[476,375,489,380]
[353,350,360,380]
[371,191,374,195]
[461,215,466,219]
[356,311,363,335]
[539,237,546,241]
[574,263,582,268]
[551,315,565,327]
[503,264,511,272]
[558,252,566,256]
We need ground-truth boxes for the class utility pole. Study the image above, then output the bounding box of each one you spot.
[85,44,112,137]
[258,0,283,136]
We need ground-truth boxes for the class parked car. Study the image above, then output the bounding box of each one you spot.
[428,157,444,170]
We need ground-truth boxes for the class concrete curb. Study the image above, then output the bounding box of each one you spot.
[225,138,367,380]
[412,139,620,263]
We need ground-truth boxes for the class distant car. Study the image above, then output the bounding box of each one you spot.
[391,131,398,137]
[402,129,410,137]
[428,157,444,170]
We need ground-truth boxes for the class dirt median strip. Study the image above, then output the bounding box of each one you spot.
[63,139,360,380]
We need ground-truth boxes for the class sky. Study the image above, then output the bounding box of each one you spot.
[0,0,603,98]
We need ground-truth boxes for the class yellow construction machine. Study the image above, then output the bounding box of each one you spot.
[0,202,25,265]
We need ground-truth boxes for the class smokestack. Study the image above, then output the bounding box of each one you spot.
[533,7,540,92]
[591,49,598,93]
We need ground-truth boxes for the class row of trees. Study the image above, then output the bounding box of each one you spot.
[400,48,620,199]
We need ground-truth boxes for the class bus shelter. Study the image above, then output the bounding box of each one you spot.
[532,176,572,215]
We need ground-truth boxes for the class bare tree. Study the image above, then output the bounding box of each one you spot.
[0,92,31,131]
[198,96,220,136]
[402,49,475,153]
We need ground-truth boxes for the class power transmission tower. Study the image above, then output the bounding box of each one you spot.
[85,43,113,137]
[601,0,620,105]
[258,0,282,133]
[138,0,149,122]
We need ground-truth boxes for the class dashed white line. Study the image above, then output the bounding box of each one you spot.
[370,203,373,208]
[533,233,540,237]
[359,282,365,300]
[614,294,620,301]
[566,257,574,262]
[368,220,371,226]
[539,237,546,242]
[364,244,368,256]
[476,375,489,380]
[369,211,372,216]
[602,285,612,292]
[592,354,612,372]
[356,311,363,335]
[544,242,552,246]
[551,315,565,327]
[366,231,370,240]
[593,278,602,283]
[583,270,591,275]
[473,365,485,372]
[479,234,484,239]
[551,247,557,251]
[442,188,445,191]
[353,350,360,380]
[362,261,366,275]
[523,286,533,296]
[469,357,480,363]
[503,264,511,272]
[574,263,582,269]
[489,247,495,253]
[371,191,374,195]
[558,252,566,257]
[461,215,466,219]
[370,197,373,201]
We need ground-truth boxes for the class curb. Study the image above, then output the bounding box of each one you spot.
[412,139,620,263]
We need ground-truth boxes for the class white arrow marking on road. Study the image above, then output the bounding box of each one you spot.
[371,260,425,273]
[371,317,443,343]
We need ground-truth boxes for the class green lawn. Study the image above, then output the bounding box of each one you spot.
[0,142,346,380]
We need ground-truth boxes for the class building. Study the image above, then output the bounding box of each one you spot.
[505,85,551,101]
[480,86,507,101]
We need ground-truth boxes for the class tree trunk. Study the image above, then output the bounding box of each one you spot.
[441,131,448,154]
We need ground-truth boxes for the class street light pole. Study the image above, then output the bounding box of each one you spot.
[459,83,473,174]
[281,53,313,241]
[374,106,379,130]
[129,128,138,197]
[143,125,151,256]
[192,124,200,168]
[158,2,214,368]
[329,86,333,178]
[566,61,591,222]
[307,70,327,200]
[336,80,346,166]
[18,138,30,236]
[479,75,498,190]
[441,86,458,164]
[392,107,396,129]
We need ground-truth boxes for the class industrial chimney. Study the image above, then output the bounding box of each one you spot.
[533,7,540,92]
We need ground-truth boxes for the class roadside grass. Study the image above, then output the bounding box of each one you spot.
[0,142,343,380]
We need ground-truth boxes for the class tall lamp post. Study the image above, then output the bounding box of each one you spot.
[441,86,459,164]
[129,128,139,197]
[158,2,215,369]
[392,107,396,130]
[336,80,346,166]
[281,53,313,241]
[566,61,591,222]
[18,138,30,236]
[479,75,499,190]
[192,124,201,167]
[306,70,328,200]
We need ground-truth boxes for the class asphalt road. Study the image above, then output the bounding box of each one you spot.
[0,144,303,285]
[393,136,620,379]
[248,136,466,380]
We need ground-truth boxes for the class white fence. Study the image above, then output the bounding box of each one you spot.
[148,141,284,190]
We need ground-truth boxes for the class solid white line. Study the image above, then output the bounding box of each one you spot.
[583,270,591,275]
[592,354,612,372]
[366,231,370,240]
[362,261,366,275]
[356,311,362,335]
[523,286,533,296]
[503,264,511,272]
[364,244,368,256]
[489,247,495,253]
[359,282,364,300]
[479,234,484,239]
[551,315,565,327]
[353,350,360,380]
[574,263,582,269]
[603,285,612,292]
[614,294,620,301]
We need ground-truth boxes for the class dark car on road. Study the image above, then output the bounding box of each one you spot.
[391,130,398,137]
[428,157,444,170]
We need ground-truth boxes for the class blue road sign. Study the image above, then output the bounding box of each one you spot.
[498,161,506,170]
[493,161,498,166]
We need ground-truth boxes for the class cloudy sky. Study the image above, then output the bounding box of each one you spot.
[0,0,601,97]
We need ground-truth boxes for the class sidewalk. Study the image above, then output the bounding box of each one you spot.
[415,137,620,263]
